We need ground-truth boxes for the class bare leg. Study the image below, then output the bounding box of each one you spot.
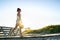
[19,25,23,37]
[19,27,23,37]
[9,24,18,36]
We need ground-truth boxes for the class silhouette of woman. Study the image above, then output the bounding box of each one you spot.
[9,8,23,37]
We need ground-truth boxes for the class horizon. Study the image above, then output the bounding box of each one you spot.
[0,0,60,30]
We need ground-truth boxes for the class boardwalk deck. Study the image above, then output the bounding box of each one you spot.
[0,34,60,40]
[0,26,60,40]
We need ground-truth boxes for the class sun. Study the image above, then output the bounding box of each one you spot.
[22,19,29,28]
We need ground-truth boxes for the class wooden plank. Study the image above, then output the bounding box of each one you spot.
[0,35,60,40]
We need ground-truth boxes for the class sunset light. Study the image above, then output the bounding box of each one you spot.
[0,0,60,30]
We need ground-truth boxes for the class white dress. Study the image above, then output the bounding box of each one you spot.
[16,13,21,26]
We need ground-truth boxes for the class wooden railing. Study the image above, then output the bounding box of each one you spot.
[0,27,11,37]
[0,26,20,37]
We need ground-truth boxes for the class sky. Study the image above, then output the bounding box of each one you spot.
[0,0,60,29]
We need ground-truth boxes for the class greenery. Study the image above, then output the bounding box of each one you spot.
[23,25,60,34]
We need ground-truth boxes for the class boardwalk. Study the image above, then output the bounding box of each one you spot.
[0,26,60,40]
[0,34,60,40]
[0,36,60,40]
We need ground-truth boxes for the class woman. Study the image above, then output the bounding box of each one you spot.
[9,8,23,37]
